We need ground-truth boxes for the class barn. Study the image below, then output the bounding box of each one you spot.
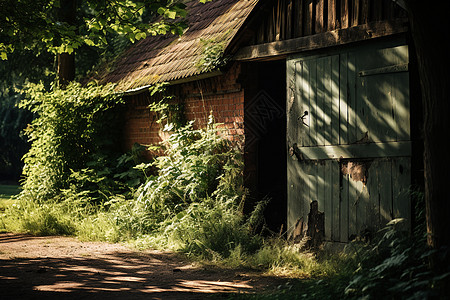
[102,0,421,244]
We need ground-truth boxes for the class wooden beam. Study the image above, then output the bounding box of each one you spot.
[295,141,412,160]
[234,19,408,61]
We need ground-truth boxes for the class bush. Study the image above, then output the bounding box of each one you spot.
[135,117,243,222]
[342,218,449,299]
[3,95,335,279]
[18,82,125,201]
[124,118,259,259]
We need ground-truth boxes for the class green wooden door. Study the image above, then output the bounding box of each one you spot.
[286,39,411,242]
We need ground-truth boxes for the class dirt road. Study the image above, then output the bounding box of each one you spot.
[0,233,288,299]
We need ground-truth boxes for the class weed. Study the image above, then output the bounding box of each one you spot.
[3,198,77,235]
[195,38,230,72]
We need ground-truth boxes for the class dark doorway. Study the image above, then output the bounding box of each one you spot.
[242,59,287,233]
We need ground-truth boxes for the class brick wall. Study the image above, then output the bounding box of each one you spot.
[121,62,245,154]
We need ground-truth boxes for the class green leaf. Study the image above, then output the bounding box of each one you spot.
[84,38,95,46]
[126,32,135,43]
[66,46,74,54]
[157,7,166,15]
[176,211,186,220]
[91,22,101,31]
[166,10,177,19]
[136,32,147,40]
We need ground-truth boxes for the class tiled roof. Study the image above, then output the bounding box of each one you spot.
[102,0,258,91]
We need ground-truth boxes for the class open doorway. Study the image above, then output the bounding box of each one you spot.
[242,59,287,233]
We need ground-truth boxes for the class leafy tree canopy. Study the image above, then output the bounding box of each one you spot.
[0,0,187,60]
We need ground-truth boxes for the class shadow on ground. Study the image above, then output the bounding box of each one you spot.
[0,234,288,299]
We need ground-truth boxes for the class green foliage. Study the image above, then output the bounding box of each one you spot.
[2,116,253,254]
[230,190,444,299]
[1,0,187,59]
[108,119,261,261]
[343,219,448,299]
[18,82,125,201]
[148,82,185,128]
[235,225,446,299]
[195,38,229,72]
[164,198,262,259]
[136,117,239,220]
[337,191,448,299]
[3,196,79,236]
[0,185,20,216]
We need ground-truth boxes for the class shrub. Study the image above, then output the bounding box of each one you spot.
[343,218,449,299]
[124,117,261,259]
[135,117,242,221]
[18,82,125,201]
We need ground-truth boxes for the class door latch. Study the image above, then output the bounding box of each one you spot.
[297,111,309,127]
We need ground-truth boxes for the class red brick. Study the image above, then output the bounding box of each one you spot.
[121,63,245,154]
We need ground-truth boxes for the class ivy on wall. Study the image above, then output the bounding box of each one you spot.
[148,82,185,129]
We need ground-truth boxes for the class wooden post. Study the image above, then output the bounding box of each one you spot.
[286,0,293,39]
[306,200,325,248]
[315,0,325,33]
[294,0,304,37]
[352,0,360,27]
[340,0,349,28]
[360,0,369,24]
[304,0,314,35]
[327,0,337,31]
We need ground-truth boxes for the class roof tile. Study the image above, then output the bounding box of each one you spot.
[101,0,257,91]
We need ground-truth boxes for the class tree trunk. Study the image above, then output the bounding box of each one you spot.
[57,0,77,86]
[57,52,75,85]
[405,0,450,286]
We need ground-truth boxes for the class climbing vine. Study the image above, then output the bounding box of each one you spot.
[148,82,185,129]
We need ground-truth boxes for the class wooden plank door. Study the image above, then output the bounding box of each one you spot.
[287,39,411,242]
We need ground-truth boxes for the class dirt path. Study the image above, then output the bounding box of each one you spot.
[0,233,289,299]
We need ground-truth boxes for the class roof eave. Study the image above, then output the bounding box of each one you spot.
[122,69,223,95]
